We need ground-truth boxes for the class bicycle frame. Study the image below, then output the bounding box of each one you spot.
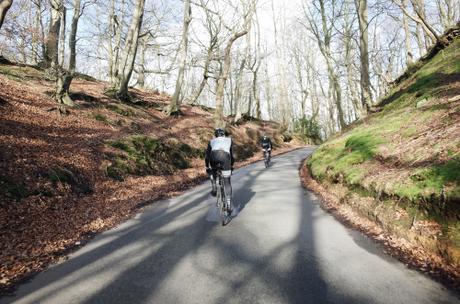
[263,149,271,168]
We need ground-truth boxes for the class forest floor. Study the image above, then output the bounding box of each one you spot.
[303,29,460,290]
[0,63,301,294]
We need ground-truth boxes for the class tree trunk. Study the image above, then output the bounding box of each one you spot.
[168,0,191,115]
[29,0,46,64]
[214,3,254,127]
[55,0,81,106]
[355,0,372,113]
[319,0,345,130]
[344,41,361,119]
[395,0,440,45]
[108,0,115,83]
[306,55,320,123]
[188,38,215,105]
[253,66,261,120]
[0,0,13,31]
[264,55,272,121]
[215,32,248,127]
[271,0,289,129]
[110,0,125,86]
[416,23,425,55]
[342,0,361,120]
[402,0,414,65]
[137,36,147,88]
[37,1,46,62]
[114,0,146,101]
[233,53,248,122]
[411,0,438,45]
[293,48,307,119]
[252,12,262,120]
[44,0,62,70]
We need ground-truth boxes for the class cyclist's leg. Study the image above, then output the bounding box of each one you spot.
[220,155,233,212]
[222,175,232,209]
[210,170,217,196]
[209,156,218,196]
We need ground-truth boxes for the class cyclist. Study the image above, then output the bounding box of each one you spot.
[205,128,234,214]
[261,134,272,161]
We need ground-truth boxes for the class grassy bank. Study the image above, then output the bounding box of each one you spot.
[307,35,460,270]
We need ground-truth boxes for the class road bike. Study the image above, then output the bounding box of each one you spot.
[263,148,271,168]
[215,169,231,226]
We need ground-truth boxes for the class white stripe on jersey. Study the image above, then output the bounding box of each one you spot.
[210,137,232,153]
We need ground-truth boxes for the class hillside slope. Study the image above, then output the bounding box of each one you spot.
[306,34,460,285]
[0,63,299,293]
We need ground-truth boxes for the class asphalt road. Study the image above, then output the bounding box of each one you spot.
[2,148,459,304]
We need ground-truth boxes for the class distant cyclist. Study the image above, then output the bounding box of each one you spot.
[205,128,234,213]
[261,135,272,160]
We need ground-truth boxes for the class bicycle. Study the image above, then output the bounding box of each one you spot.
[263,148,271,168]
[215,169,231,226]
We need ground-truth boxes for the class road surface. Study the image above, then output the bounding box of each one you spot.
[2,148,459,304]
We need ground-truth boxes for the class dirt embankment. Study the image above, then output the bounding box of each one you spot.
[0,63,301,294]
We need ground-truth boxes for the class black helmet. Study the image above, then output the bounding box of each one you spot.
[215,128,225,137]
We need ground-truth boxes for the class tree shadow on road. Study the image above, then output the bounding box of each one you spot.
[4,189,213,304]
[6,149,378,304]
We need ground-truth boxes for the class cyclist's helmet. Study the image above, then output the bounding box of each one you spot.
[215,128,225,137]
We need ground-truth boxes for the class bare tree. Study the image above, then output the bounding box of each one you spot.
[44,0,62,69]
[355,0,372,113]
[401,0,414,65]
[436,0,458,30]
[186,14,219,105]
[392,0,441,45]
[167,0,191,115]
[304,0,346,130]
[30,0,46,64]
[233,35,250,122]
[343,1,362,118]
[271,0,290,129]
[249,11,262,120]
[107,0,126,85]
[55,0,85,106]
[214,0,256,127]
[112,0,146,101]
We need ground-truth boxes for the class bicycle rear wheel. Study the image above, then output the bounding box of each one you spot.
[221,185,229,226]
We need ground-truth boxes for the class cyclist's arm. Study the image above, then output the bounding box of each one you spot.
[205,142,212,168]
[230,141,235,167]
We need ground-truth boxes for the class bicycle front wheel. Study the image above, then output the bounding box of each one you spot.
[220,186,228,226]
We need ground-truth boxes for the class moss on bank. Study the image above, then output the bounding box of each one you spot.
[106,136,204,181]
[307,34,460,269]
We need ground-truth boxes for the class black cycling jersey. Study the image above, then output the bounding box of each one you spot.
[205,136,234,170]
[261,137,272,150]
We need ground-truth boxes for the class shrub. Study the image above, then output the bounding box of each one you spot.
[293,117,322,143]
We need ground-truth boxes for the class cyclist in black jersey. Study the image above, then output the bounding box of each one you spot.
[205,128,234,213]
[261,135,272,159]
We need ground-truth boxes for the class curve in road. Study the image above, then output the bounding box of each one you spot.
[2,148,458,304]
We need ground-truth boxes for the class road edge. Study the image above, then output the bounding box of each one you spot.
[299,157,460,295]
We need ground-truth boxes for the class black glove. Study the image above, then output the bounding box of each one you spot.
[206,168,212,174]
